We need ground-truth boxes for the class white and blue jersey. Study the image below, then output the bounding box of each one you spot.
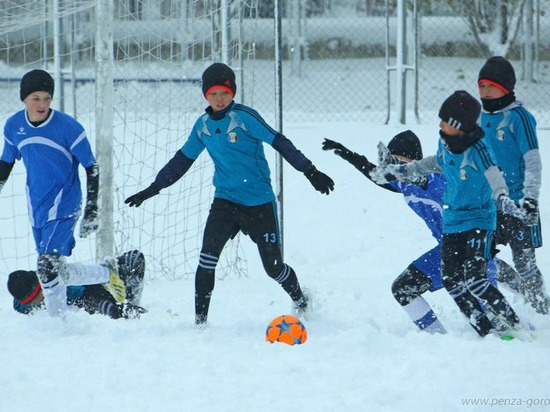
[391,175,445,289]
[2,109,96,228]
[480,102,541,202]
[181,102,310,206]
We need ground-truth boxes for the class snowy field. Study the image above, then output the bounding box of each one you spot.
[1,118,550,412]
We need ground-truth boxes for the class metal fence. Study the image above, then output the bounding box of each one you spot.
[0,0,549,125]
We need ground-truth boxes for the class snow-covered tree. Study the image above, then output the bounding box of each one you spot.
[447,0,527,56]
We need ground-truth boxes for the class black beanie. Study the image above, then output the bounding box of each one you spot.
[387,130,423,161]
[438,90,481,132]
[7,270,41,304]
[478,56,516,93]
[20,69,54,101]
[201,63,237,97]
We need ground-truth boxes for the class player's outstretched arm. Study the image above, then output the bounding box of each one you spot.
[322,138,376,178]
[125,151,195,208]
[304,165,334,195]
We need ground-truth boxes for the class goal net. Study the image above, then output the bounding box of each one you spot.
[0,0,268,280]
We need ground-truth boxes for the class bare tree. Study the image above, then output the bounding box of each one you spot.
[447,0,527,56]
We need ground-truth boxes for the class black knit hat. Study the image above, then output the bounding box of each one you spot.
[7,270,41,304]
[20,69,55,101]
[387,130,423,161]
[438,90,481,132]
[478,56,516,93]
[201,63,236,97]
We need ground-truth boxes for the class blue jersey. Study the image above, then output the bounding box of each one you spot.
[2,109,96,228]
[436,139,498,234]
[480,102,539,202]
[13,285,85,314]
[392,174,445,242]
[182,103,279,206]
[390,172,496,290]
[391,174,444,289]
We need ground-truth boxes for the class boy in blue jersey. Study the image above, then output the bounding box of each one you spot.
[125,62,334,325]
[7,250,146,319]
[478,56,548,314]
[0,69,117,319]
[372,91,526,338]
[323,131,500,335]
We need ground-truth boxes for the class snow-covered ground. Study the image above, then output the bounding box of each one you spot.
[1,119,549,412]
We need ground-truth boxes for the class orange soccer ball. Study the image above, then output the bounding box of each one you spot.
[265,315,307,345]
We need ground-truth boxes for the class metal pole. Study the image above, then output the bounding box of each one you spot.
[290,0,302,77]
[524,0,534,81]
[384,0,391,124]
[53,0,64,111]
[221,0,230,64]
[396,0,406,124]
[274,0,284,256]
[70,11,77,118]
[95,0,115,260]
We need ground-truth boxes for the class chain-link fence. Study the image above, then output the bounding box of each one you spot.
[0,0,549,125]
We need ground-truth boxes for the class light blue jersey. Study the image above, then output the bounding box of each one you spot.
[2,109,96,228]
[391,174,497,290]
[182,103,277,206]
[436,139,499,234]
[480,102,540,202]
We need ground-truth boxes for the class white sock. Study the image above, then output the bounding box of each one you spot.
[41,276,68,318]
[403,296,447,334]
[60,263,109,286]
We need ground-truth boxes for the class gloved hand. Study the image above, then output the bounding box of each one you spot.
[497,195,527,220]
[304,165,334,195]
[125,185,159,207]
[522,197,539,225]
[322,138,354,161]
[79,199,98,238]
[377,141,393,166]
[110,303,148,319]
[121,303,148,319]
[370,164,399,184]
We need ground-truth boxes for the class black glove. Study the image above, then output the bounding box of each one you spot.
[523,198,539,225]
[125,185,159,207]
[370,164,399,184]
[110,302,148,319]
[322,138,354,161]
[121,303,148,319]
[304,165,334,195]
[79,199,98,238]
[497,195,527,220]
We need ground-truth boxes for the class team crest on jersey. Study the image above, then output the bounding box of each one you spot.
[460,168,468,180]
[228,132,238,143]
[497,129,505,141]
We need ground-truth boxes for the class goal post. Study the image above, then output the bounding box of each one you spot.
[95,0,115,260]
[0,0,276,281]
